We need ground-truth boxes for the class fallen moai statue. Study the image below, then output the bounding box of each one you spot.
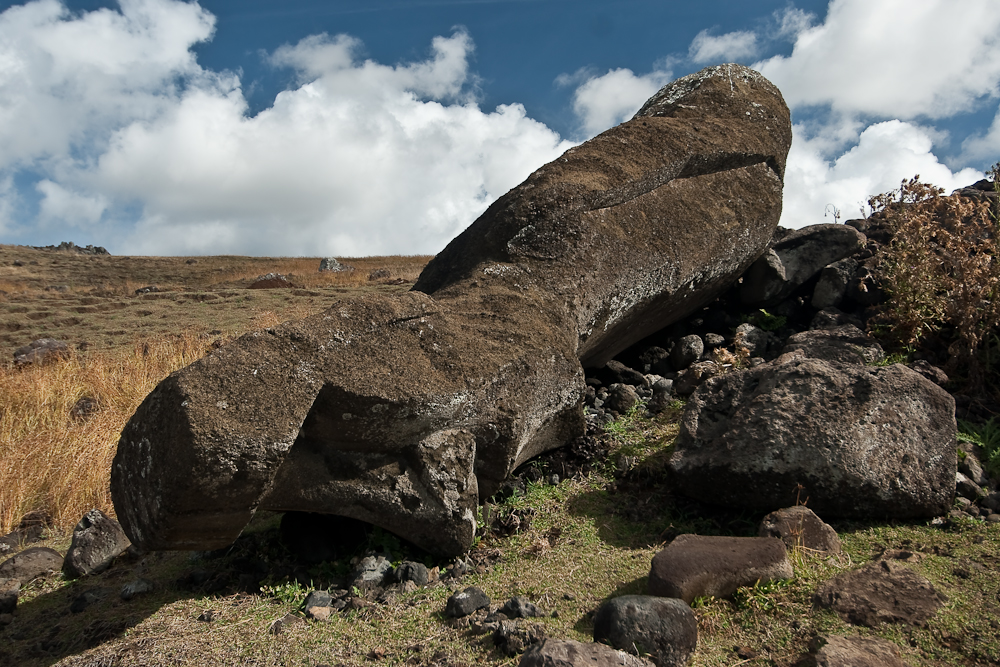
[111,64,792,556]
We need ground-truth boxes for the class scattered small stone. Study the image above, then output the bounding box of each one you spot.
[197,610,216,622]
[445,586,490,618]
[268,612,305,635]
[394,561,429,587]
[593,595,698,667]
[303,590,333,620]
[63,509,131,578]
[493,619,546,657]
[351,554,393,591]
[69,396,100,420]
[368,268,391,280]
[134,285,159,294]
[500,596,542,619]
[185,258,198,264]
[120,577,154,601]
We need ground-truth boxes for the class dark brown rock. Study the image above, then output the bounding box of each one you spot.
[592,595,697,667]
[519,639,654,667]
[63,509,131,578]
[814,560,946,627]
[758,506,841,556]
[807,635,909,667]
[0,546,63,585]
[111,64,791,557]
[740,224,866,307]
[669,356,956,518]
[647,534,792,604]
[415,63,792,367]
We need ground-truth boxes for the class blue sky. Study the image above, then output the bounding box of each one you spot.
[0,0,997,256]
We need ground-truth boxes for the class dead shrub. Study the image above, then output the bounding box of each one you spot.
[870,171,1000,389]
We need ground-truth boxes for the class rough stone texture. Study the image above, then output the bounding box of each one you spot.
[120,577,154,601]
[63,509,131,578]
[501,596,543,619]
[519,639,654,667]
[811,259,858,310]
[14,338,70,366]
[592,595,698,667]
[112,64,791,557]
[446,586,491,617]
[647,535,792,603]
[0,546,63,585]
[740,224,867,307]
[394,561,429,586]
[669,355,956,518]
[781,325,884,365]
[670,335,704,371]
[758,506,841,555]
[808,635,909,667]
[814,560,946,627]
[350,555,393,590]
[319,258,352,272]
[604,383,641,415]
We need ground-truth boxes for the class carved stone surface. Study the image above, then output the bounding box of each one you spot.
[112,64,791,556]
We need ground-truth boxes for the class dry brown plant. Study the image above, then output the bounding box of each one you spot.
[0,336,207,533]
[871,175,1000,388]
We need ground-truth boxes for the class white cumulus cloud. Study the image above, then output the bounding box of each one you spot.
[688,29,758,64]
[560,66,673,138]
[0,1,573,256]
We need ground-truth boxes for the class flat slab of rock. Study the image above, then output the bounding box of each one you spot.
[648,535,792,604]
[112,64,791,557]
[813,560,946,627]
[446,586,491,617]
[758,506,841,556]
[669,356,956,518]
[63,509,131,578]
[519,639,654,667]
[809,635,909,667]
[781,325,884,365]
[0,546,63,585]
[592,595,697,667]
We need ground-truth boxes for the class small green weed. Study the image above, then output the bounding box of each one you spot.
[744,308,786,332]
[260,578,309,606]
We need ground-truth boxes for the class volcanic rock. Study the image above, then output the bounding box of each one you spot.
[669,355,956,518]
[111,64,791,557]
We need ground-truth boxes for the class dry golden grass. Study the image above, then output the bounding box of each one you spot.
[0,337,206,534]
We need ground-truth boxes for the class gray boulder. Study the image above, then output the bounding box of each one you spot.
[592,595,697,667]
[741,224,866,306]
[758,506,841,555]
[669,356,956,518]
[520,639,654,667]
[0,546,63,585]
[112,64,791,557]
[63,509,131,578]
[319,257,349,272]
[648,535,791,603]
